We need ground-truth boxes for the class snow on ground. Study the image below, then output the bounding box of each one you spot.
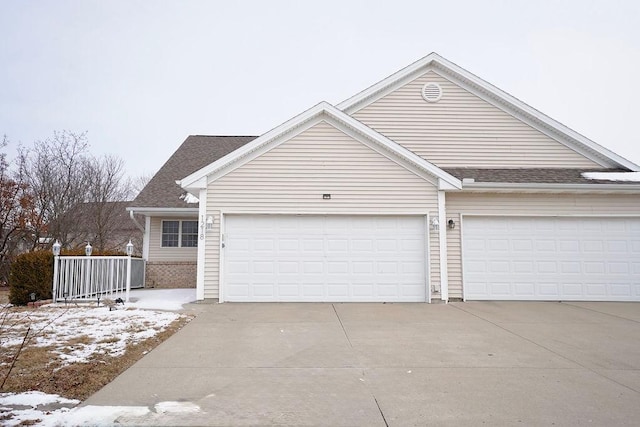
[0,393,203,426]
[128,288,196,311]
[0,288,196,426]
[582,171,640,181]
[1,305,184,365]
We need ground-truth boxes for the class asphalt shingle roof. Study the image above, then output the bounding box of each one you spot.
[130,135,256,208]
[443,168,635,185]
[132,136,637,210]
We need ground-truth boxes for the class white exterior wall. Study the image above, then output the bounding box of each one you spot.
[147,216,198,262]
[353,71,601,168]
[204,121,441,299]
[446,193,640,299]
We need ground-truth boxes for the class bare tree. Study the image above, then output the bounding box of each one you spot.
[18,131,138,253]
[129,172,153,199]
[82,155,130,252]
[19,131,91,249]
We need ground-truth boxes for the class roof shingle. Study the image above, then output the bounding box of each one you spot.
[130,135,256,208]
[443,168,636,185]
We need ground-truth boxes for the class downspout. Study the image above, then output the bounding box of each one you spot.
[129,210,145,233]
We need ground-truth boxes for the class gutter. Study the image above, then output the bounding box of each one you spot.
[460,180,640,193]
[125,207,199,214]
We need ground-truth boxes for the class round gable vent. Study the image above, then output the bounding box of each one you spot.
[421,82,442,102]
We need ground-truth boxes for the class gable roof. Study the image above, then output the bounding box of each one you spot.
[129,135,256,209]
[178,102,463,193]
[338,53,639,171]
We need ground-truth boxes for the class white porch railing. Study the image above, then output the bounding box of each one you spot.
[52,256,145,303]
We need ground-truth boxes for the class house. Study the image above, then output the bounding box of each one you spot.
[128,136,255,288]
[58,201,143,254]
[128,53,640,302]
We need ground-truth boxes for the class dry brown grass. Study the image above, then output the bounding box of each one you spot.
[0,287,9,305]
[0,314,191,400]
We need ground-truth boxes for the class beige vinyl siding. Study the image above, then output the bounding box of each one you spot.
[446,193,640,299]
[205,121,440,298]
[147,217,198,262]
[202,211,221,300]
[446,212,462,298]
[353,71,600,168]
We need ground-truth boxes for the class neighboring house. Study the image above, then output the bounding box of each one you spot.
[128,136,255,288]
[48,201,143,254]
[130,53,640,302]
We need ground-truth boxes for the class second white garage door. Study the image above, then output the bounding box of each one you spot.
[463,216,640,301]
[223,215,427,302]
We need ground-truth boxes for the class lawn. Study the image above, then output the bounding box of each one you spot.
[0,288,194,426]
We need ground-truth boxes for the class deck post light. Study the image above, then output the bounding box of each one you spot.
[52,240,61,302]
[125,240,133,303]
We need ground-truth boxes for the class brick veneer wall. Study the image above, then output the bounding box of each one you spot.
[145,261,196,288]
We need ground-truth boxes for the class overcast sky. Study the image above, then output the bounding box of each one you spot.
[1,0,639,179]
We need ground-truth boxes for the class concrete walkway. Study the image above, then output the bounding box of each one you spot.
[84,301,640,426]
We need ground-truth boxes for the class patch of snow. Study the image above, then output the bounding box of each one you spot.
[180,192,200,203]
[0,391,79,408]
[0,394,202,427]
[41,404,150,426]
[582,171,640,182]
[154,401,201,414]
[128,288,196,311]
[0,392,79,427]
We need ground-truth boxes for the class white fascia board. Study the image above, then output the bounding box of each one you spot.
[125,207,199,216]
[324,119,436,186]
[438,179,461,191]
[325,109,461,188]
[179,177,207,194]
[338,53,639,171]
[179,102,333,189]
[429,66,638,170]
[338,52,442,112]
[179,101,462,190]
[461,182,640,193]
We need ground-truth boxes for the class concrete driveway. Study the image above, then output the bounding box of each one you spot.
[84,301,640,426]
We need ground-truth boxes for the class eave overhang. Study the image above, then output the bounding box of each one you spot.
[125,207,199,217]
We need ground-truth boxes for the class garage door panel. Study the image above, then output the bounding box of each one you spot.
[559,240,579,253]
[463,217,640,301]
[538,283,560,297]
[224,215,427,302]
[253,284,275,297]
[514,283,535,296]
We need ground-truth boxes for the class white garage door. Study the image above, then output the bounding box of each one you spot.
[463,216,640,301]
[223,215,427,302]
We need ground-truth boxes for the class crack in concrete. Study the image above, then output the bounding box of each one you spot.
[332,304,388,427]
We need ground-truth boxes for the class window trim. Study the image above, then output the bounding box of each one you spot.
[161,219,199,248]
